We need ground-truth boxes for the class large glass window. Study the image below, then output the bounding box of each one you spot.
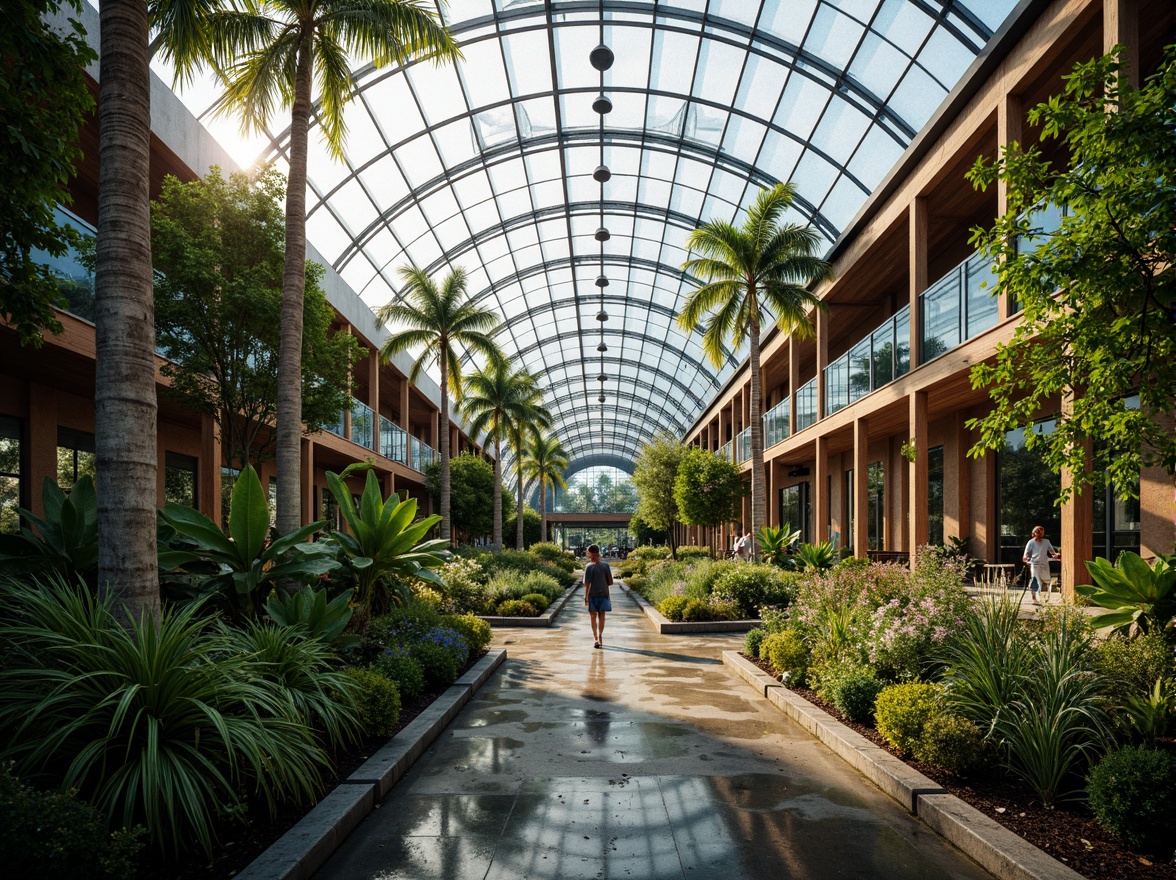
[843,468,854,553]
[164,452,197,508]
[928,445,944,547]
[998,420,1060,563]
[1093,395,1142,562]
[780,482,810,544]
[825,357,849,414]
[57,428,96,490]
[868,461,884,551]
[0,416,22,534]
[894,308,911,378]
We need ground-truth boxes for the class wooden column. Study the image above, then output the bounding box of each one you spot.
[997,94,1022,320]
[1140,411,1175,561]
[27,383,57,517]
[199,411,221,522]
[815,308,829,420]
[368,348,380,451]
[788,339,799,436]
[1104,0,1139,88]
[945,411,971,546]
[301,437,315,526]
[909,198,928,370]
[1060,393,1094,599]
[399,379,410,432]
[853,417,869,557]
[814,434,829,542]
[908,391,929,551]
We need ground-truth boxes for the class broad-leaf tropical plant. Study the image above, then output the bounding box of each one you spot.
[376,265,503,543]
[157,0,461,538]
[323,467,449,622]
[1075,551,1176,635]
[265,583,356,646]
[678,183,831,540]
[756,523,801,568]
[794,540,838,571]
[0,475,98,586]
[158,464,337,619]
[523,434,569,544]
[459,362,551,551]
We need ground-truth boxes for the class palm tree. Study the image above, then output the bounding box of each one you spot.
[377,265,502,542]
[158,0,460,536]
[459,363,551,552]
[508,418,543,550]
[523,435,569,544]
[94,0,159,622]
[678,183,831,541]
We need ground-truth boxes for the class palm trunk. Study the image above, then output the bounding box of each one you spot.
[748,314,765,558]
[439,353,451,542]
[539,478,547,543]
[275,37,313,536]
[515,453,525,550]
[95,0,159,624]
[492,434,502,551]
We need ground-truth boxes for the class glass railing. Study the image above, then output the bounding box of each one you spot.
[763,397,790,448]
[920,250,998,362]
[411,439,436,473]
[324,410,345,438]
[824,305,911,416]
[718,440,732,462]
[35,205,96,322]
[379,415,408,464]
[795,378,818,432]
[735,427,751,464]
[350,398,375,450]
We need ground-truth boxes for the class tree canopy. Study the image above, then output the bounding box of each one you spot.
[674,447,744,529]
[631,432,688,555]
[966,45,1176,497]
[1,0,95,346]
[150,168,362,466]
[426,452,508,543]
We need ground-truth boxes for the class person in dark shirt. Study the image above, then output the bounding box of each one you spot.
[583,543,614,649]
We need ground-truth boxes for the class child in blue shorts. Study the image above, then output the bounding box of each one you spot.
[583,543,614,649]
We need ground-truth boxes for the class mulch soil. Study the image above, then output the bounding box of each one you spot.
[139,654,486,880]
[744,656,1174,880]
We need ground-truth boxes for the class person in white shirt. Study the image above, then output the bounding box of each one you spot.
[1022,525,1059,605]
[735,529,752,562]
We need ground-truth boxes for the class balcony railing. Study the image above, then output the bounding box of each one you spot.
[718,440,732,463]
[411,439,436,473]
[824,305,911,416]
[350,399,375,450]
[920,250,998,362]
[763,397,790,448]
[735,427,751,464]
[795,378,818,432]
[379,416,408,465]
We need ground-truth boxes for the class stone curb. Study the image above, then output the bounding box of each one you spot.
[236,648,507,880]
[721,651,1084,880]
[620,583,758,634]
[479,582,578,628]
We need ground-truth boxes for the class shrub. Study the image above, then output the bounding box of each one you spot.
[658,595,691,621]
[707,597,743,621]
[684,558,735,598]
[373,646,426,702]
[874,682,941,754]
[435,557,490,614]
[630,545,671,561]
[760,628,810,684]
[529,542,575,571]
[0,764,144,880]
[496,598,539,617]
[362,600,445,662]
[626,574,649,594]
[681,598,714,622]
[411,585,445,609]
[711,564,799,618]
[676,546,711,561]
[520,592,552,611]
[480,550,545,581]
[342,667,401,737]
[826,668,883,723]
[487,570,562,606]
[914,713,985,775]
[1086,746,1176,851]
[1093,629,1175,695]
[443,613,492,658]
[744,628,767,659]
[411,638,462,689]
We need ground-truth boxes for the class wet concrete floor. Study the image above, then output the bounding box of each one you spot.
[315,589,993,879]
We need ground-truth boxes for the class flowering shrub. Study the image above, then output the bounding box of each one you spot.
[658,595,691,621]
[443,612,492,658]
[374,645,425,701]
[412,585,445,609]
[711,564,800,618]
[496,598,539,617]
[435,557,489,614]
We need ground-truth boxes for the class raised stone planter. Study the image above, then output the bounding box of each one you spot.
[620,582,759,634]
[478,581,579,628]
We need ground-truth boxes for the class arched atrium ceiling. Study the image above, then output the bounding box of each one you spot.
[184,0,1020,471]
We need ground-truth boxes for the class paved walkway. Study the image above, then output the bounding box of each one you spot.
[315,590,993,880]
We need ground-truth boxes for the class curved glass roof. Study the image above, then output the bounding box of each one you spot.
[178,0,1018,471]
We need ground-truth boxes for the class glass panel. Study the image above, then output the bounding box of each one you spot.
[32,205,95,321]
[871,323,893,388]
[847,338,871,403]
[893,306,910,378]
[998,420,1060,564]
[965,251,999,339]
[795,379,818,432]
[56,427,95,490]
[380,416,408,464]
[164,452,197,508]
[921,270,961,361]
[0,416,21,534]
[824,353,849,414]
[351,398,375,450]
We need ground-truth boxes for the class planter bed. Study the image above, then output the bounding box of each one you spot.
[478,582,579,628]
[620,582,759,634]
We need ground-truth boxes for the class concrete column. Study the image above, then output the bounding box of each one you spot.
[1104,0,1139,88]
[908,391,929,551]
[199,411,221,522]
[814,434,829,542]
[854,417,869,557]
[909,198,927,370]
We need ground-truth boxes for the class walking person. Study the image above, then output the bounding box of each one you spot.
[735,529,753,562]
[1022,525,1060,605]
[583,543,613,649]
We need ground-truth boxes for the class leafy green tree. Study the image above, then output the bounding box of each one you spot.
[1,0,95,346]
[504,504,542,549]
[151,167,362,466]
[160,0,461,536]
[425,452,502,544]
[458,362,550,551]
[674,448,745,542]
[631,432,688,558]
[378,266,502,543]
[678,183,832,538]
[523,435,569,544]
[966,46,1176,499]
[628,511,668,547]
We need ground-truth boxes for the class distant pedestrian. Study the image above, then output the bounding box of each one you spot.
[1022,525,1059,605]
[583,543,613,649]
[735,529,753,562]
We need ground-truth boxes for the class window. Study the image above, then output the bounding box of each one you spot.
[221,466,240,529]
[57,427,96,490]
[164,452,197,508]
[0,416,22,534]
[844,468,854,553]
[997,420,1060,563]
[928,446,944,547]
[779,482,810,544]
[868,461,884,551]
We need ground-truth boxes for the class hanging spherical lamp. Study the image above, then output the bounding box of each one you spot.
[594,226,611,242]
[589,43,614,71]
[593,164,611,183]
[592,93,613,114]
[595,309,608,322]
[596,342,608,352]
[595,275,609,288]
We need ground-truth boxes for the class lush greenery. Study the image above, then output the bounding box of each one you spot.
[673,448,744,532]
[965,46,1176,497]
[425,452,505,544]
[631,433,688,557]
